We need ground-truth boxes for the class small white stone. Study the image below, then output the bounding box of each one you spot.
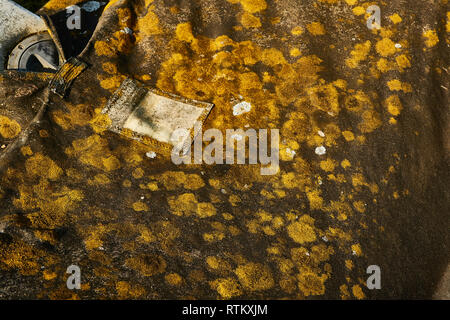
[285,148,296,157]
[140,196,145,200]
[233,101,252,116]
[315,146,326,155]
[322,236,328,242]
[231,134,243,141]
[318,130,325,137]
[82,1,102,12]
[121,27,133,34]
[305,252,310,256]
[395,43,402,48]
[146,151,156,159]
[221,189,227,194]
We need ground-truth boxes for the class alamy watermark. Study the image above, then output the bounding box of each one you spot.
[366,265,381,289]
[366,5,381,30]
[170,122,280,176]
[66,264,81,290]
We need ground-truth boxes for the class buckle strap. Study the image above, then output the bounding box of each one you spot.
[49,57,88,98]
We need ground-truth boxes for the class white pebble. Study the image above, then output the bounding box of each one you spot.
[285,148,296,157]
[395,43,402,48]
[318,130,325,137]
[146,151,156,159]
[231,134,243,141]
[315,146,326,155]
[233,101,252,116]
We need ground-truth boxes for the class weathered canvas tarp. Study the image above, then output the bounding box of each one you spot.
[0,0,448,299]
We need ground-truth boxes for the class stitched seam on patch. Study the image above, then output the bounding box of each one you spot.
[101,78,215,155]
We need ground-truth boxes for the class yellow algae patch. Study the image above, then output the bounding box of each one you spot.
[377,58,395,73]
[389,13,402,24]
[375,38,397,57]
[0,116,21,139]
[241,12,261,28]
[176,22,197,44]
[387,80,412,93]
[0,240,46,275]
[287,215,317,244]
[25,153,63,181]
[167,193,216,218]
[385,95,403,116]
[297,272,328,296]
[94,41,115,57]
[43,270,57,281]
[235,263,274,291]
[203,231,226,242]
[320,158,336,172]
[447,12,450,33]
[423,29,439,47]
[132,201,149,212]
[290,48,301,57]
[352,284,365,299]
[99,75,126,92]
[102,62,118,74]
[306,82,340,115]
[342,131,355,141]
[168,193,197,216]
[116,281,145,299]
[358,109,382,133]
[150,171,204,190]
[352,6,365,16]
[132,167,145,179]
[395,54,411,71]
[136,4,161,38]
[88,174,110,185]
[291,26,304,35]
[230,0,267,13]
[353,201,366,213]
[102,156,121,171]
[307,22,326,35]
[52,103,94,130]
[21,146,33,156]
[345,0,358,4]
[306,189,323,210]
[341,159,351,169]
[14,181,83,230]
[90,109,112,134]
[351,244,363,256]
[66,135,121,171]
[165,273,183,286]
[125,254,166,276]
[197,203,217,218]
[346,41,371,68]
[206,256,230,271]
[210,278,243,299]
[44,0,83,10]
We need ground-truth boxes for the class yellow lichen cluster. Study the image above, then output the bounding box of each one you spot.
[0,115,21,139]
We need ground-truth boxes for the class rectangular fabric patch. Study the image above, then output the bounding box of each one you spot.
[101,78,214,154]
